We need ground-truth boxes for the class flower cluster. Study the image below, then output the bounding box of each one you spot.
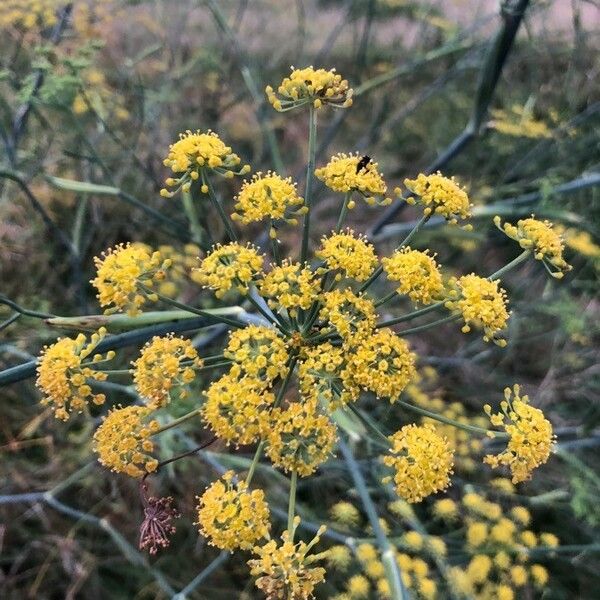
[0,0,59,30]
[160,130,250,197]
[196,471,270,551]
[445,274,510,345]
[402,172,472,225]
[484,385,555,483]
[495,215,571,277]
[382,423,454,503]
[316,229,378,281]
[381,248,444,305]
[315,152,391,205]
[93,405,159,478]
[91,243,171,315]
[36,328,113,421]
[266,66,353,110]
[132,334,202,408]
[232,171,306,228]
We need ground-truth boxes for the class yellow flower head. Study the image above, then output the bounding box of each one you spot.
[348,328,417,401]
[466,521,488,548]
[494,215,571,278]
[92,243,171,316]
[203,374,274,446]
[466,554,492,584]
[132,334,202,408]
[402,172,472,225]
[36,329,112,421]
[264,400,337,476]
[433,498,458,520]
[356,542,378,563]
[248,519,327,599]
[403,530,424,550]
[445,274,510,345]
[484,384,555,483]
[326,545,353,570]
[298,342,359,407]
[232,171,306,226]
[315,153,390,205]
[381,247,444,305]
[511,506,531,526]
[382,423,454,503]
[93,405,159,478]
[196,470,270,551]
[194,242,264,298]
[225,325,289,384]
[160,130,250,197]
[530,564,549,587]
[316,229,378,282]
[540,532,559,547]
[319,288,376,340]
[347,574,370,597]
[258,260,321,317]
[329,501,361,527]
[266,66,352,111]
[1,0,59,30]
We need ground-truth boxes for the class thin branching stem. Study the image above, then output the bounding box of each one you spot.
[300,106,318,263]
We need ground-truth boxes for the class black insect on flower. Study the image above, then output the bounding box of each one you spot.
[355,155,372,174]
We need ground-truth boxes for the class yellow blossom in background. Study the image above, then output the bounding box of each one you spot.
[194,242,264,298]
[91,243,171,316]
[132,334,202,407]
[494,215,571,277]
[248,520,327,599]
[326,545,353,570]
[466,554,492,584]
[511,506,531,526]
[93,405,159,478]
[540,532,559,547]
[530,564,549,586]
[347,574,370,597]
[36,329,112,421]
[225,325,289,384]
[203,374,274,446]
[316,229,378,281]
[258,260,321,317]
[484,384,555,483]
[445,274,510,345]
[348,327,416,400]
[298,342,359,407]
[381,247,444,305]
[0,0,60,30]
[559,227,600,260]
[264,400,336,476]
[329,501,361,527]
[232,171,305,226]
[315,152,390,205]
[160,130,249,197]
[403,530,424,550]
[433,498,459,520]
[383,423,454,503]
[196,470,270,551]
[466,521,488,548]
[490,104,552,139]
[402,172,472,225]
[266,66,353,111]
[319,288,376,339]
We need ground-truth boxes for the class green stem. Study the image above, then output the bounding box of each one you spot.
[374,291,397,309]
[395,399,507,438]
[246,293,286,331]
[396,314,460,336]
[347,404,390,448]
[182,189,206,247]
[288,470,298,541]
[153,407,203,435]
[360,214,430,293]
[488,250,530,280]
[300,106,318,263]
[245,441,266,485]
[377,301,445,328]
[335,191,352,232]
[205,175,238,242]
[270,220,282,265]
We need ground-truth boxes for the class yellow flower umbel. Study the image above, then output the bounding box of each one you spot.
[382,423,454,503]
[258,260,321,318]
[445,274,510,345]
[203,374,274,446]
[92,243,171,316]
[232,172,306,229]
[329,501,361,527]
[348,328,417,400]
[266,66,353,111]
[315,153,390,206]
[196,471,270,551]
[225,325,289,384]
[36,328,113,421]
[316,229,378,282]
[494,215,571,278]
[132,335,202,408]
[298,343,359,407]
[402,172,472,225]
[248,519,327,599]
[160,130,250,197]
[264,400,337,476]
[319,288,376,340]
[484,385,555,483]
[194,242,264,298]
[93,405,159,478]
[381,247,444,305]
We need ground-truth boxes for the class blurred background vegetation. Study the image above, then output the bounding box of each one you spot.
[1,0,599,598]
